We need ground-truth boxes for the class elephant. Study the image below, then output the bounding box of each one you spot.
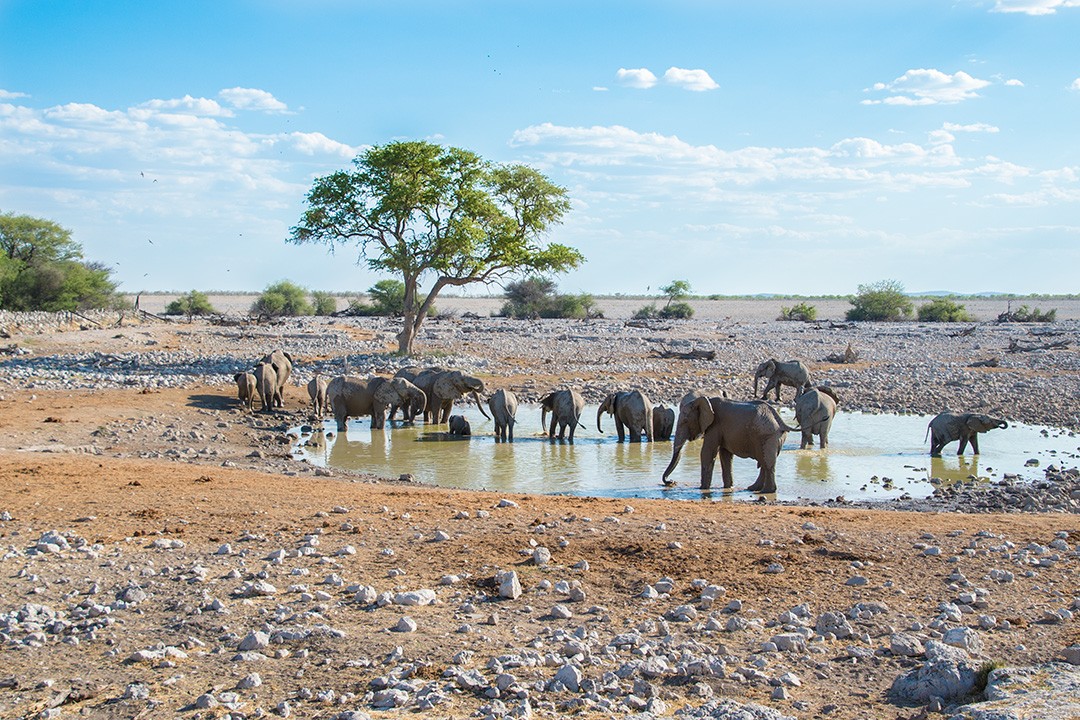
[596,390,653,443]
[307,375,329,417]
[253,362,277,412]
[326,375,421,431]
[540,389,586,442]
[488,389,518,443]
[652,404,675,442]
[428,370,490,424]
[661,394,799,493]
[448,415,472,436]
[256,349,294,408]
[753,358,810,402]
[925,412,1008,456]
[390,366,444,422]
[794,386,839,449]
[234,371,257,412]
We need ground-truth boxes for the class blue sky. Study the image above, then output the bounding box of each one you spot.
[2,0,1079,296]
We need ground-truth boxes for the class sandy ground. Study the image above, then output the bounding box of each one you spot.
[0,305,1077,719]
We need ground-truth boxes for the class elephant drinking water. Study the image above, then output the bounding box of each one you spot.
[926,412,1008,456]
[596,390,653,443]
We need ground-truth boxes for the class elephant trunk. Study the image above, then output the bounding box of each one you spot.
[998,420,1009,429]
[596,405,605,433]
[473,391,490,420]
[541,406,549,432]
[753,374,760,396]
[661,431,689,484]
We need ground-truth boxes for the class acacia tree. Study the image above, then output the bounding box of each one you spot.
[289,141,582,354]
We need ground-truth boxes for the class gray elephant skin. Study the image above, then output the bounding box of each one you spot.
[754,358,810,401]
[391,366,442,422]
[326,375,420,431]
[253,362,278,412]
[794,386,839,449]
[652,404,675,442]
[488,389,518,442]
[256,349,294,408]
[597,390,653,442]
[307,375,329,417]
[926,412,1008,456]
[448,415,472,436]
[541,389,585,442]
[234,371,257,412]
[662,393,798,493]
[396,367,489,424]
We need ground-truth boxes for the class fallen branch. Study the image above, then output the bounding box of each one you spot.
[137,308,172,323]
[824,343,859,364]
[70,310,101,327]
[1006,338,1070,353]
[949,325,978,338]
[650,346,716,361]
[626,320,672,331]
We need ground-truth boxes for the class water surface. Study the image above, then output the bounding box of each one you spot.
[293,406,1078,503]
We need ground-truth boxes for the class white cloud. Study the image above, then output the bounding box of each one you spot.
[0,89,29,100]
[592,86,609,92]
[289,131,358,158]
[138,95,232,116]
[1071,78,1080,90]
[616,68,658,89]
[943,122,1000,133]
[219,87,289,113]
[1005,78,1025,86]
[863,69,991,105]
[662,67,719,91]
[991,0,1080,15]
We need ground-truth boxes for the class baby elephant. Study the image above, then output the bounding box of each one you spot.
[308,375,329,417]
[795,386,839,449]
[234,371,257,412]
[926,412,1008,456]
[448,414,472,436]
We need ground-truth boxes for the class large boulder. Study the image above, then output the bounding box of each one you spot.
[948,663,1080,720]
[889,640,979,704]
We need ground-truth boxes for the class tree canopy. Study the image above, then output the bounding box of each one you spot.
[0,212,120,311]
[289,141,582,354]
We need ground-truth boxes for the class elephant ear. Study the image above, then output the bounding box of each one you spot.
[693,396,714,439]
[372,379,399,406]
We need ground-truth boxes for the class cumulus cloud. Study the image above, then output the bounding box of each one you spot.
[138,95,232,116]
[863,69,991,105]
[1071,78,1080,90]
[219,87,289,113]
[0,89,29,100]
[616,68,658,89]
[289,131,358,158]
[1005,78,1025,86]
[991,0,1080,15]
[662,67,719,91]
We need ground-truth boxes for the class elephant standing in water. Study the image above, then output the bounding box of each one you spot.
[652,405,675,441]
[596,390,653,442]
[540,389,585,442]
[391,366,443,422]
[926,412,1008,456]
[753,358,810,401]
[430,370,490,424]
[488,389,518,443]
[662,393,798,493]
[794,386,839,449]
[326,375,422,431]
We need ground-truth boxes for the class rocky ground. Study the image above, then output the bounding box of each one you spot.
[0,297,1078,720]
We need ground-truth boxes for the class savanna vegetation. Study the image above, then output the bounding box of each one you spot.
[846,280,914,321]
[165,290,217,320]
[633,280,695,320]
[498,276,598,319]
[917,297,974,323]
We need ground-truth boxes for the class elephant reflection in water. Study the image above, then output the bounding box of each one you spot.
[795,452,832,483]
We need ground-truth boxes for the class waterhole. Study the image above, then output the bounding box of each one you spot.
[292,406,1078,503]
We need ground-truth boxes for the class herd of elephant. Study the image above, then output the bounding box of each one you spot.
[232,353,1010,495]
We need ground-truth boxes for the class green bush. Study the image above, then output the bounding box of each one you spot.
[165,290,216,319]
[311,291,337,316]
[918,298,974,322]
[251,280,313,317]
[658,301,694,319]
[499,277,598,319]
[368,279,406,315]
[632,303,659,320]
[778,302,817,321]
[846,280,913,321]
[1000,304,1056,323]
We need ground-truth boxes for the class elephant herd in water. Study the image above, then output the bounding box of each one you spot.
[233,352,1010,494]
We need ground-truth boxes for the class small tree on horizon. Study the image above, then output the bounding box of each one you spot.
[251,280,312,318]
[165,290,216,320]
[289,140,582,354]
[846,279,913,321]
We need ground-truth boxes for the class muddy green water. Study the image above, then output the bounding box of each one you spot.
[292,407,1079,503]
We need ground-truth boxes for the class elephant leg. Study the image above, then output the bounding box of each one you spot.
[700,446,717,490]
[718,449,734,489]
[335,407,348,432]
[566,420,575,442]
[957,435,969,455]
[548,417,557,441]
[970,433,980,455]
[616,419,626,443]
[508,419,515,443]
[801,430,812,449]
[749,462,778,493]
[819,427,828,449]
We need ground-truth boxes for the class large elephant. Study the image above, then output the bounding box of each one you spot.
[429,370,490,424]
[488,389,518,443]
[661,394,798,493]
[753,358,810,402]
[390,366,444,422]
[307,375,329,418]
[326,375,420,431]
[652,404,675,442]
[253,362,277,412]
[794,386,839,449]
[540,389,585,442]
[926,412,1008,456]
[234,371,257,412]
[256,349,294,408]
[596,390,653,443]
